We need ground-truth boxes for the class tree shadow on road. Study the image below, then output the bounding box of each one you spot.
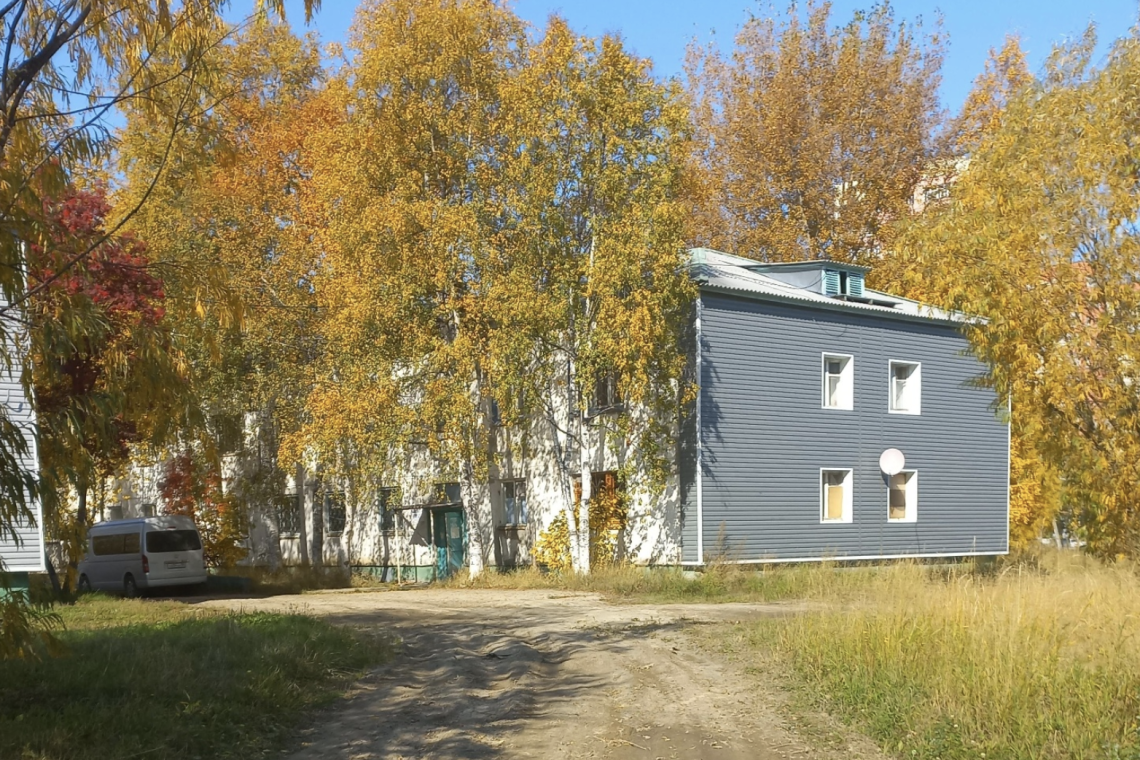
[283,606,694,759]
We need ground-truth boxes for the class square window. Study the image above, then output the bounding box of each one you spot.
[503,480,528,525]
[888,471,918,522]
[822,354,854,410]
[889,361,921,414]
[820,469,853,523]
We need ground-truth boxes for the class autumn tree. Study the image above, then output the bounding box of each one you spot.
[497,19,694,571]
[26,187,185,583]
[0,0,318,658]
[685,1,944,264]
[943,35,1032,156]
[289,0,693,573]
[115,20,327,561]
[159,452,246,568]
[890,27,1140,556]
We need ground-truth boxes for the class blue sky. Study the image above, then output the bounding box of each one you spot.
[234,0,1138,113]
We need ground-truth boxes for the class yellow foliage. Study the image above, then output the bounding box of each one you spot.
[685,0,944,265]
[534,513,573,574]
[891,26,1140,555]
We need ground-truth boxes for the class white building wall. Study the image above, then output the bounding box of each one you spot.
[0,324,42,573]
[100,380,684,573]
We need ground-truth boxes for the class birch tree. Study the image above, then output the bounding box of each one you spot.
[291,1,693,573]
[891,28,1140,556]
[685,1,943,264]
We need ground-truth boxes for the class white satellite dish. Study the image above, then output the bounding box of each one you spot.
[879,448,906,476]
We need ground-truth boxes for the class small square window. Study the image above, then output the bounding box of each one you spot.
[888,471,918,522]
[503,480,528,525]
[820,469,853,523]
[889,361,921,414]
[822,354,854,410]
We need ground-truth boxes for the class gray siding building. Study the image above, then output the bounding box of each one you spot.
[681,249,1009,564]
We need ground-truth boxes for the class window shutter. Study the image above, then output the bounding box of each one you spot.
[849,272,865,297]
[822,269,840,296]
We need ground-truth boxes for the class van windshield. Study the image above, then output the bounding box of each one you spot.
[145,530,202,553]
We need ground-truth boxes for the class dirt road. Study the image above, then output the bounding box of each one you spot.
[203,589,883,760]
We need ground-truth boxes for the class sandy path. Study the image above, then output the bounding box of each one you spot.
[200,589,883,760]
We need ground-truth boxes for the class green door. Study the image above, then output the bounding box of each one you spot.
[431,508,466,580]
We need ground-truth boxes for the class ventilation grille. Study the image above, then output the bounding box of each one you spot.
[822,270,840,296]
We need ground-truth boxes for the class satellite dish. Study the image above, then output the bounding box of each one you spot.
[879,448,906,476]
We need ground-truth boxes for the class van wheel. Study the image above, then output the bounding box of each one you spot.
[78,575,91,593]
[123,574,138,598]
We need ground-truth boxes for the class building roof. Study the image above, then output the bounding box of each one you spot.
[688,248,966,325]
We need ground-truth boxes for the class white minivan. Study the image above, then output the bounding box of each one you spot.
[78,515,207,596]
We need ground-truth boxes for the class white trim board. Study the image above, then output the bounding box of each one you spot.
[695,294,704,564]
[674,549,1008,567]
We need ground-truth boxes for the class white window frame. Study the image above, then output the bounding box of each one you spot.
[888,360,921,415]
[502,479,528,526]
[887,470,918,523]
[821,353,854,411]
[819,468,853,524]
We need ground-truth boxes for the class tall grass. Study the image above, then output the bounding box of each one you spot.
[444,561,889,602]
[745,553,1140,759]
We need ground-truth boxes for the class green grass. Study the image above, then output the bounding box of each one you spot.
[0,595,392,760]
[732,553,1140,760]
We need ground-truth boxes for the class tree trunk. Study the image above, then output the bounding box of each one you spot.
[575,408,592,574]
[44,548,61,596]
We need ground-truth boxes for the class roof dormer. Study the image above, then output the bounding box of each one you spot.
[742,260,871,299]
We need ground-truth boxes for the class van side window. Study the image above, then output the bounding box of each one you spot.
[92,532,140,555]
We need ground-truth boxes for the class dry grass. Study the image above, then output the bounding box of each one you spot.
[440,561,877,602]
[449,553,1140,757]
[740,551,1140,759]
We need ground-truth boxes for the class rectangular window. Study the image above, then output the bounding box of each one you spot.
[325,491,347,535]
[434,482,462,505]
[822,354,854,410]
[820,469,853,523]
[888,471,918,522]
[145,530,202,554]
[503,480,528,525]
[593,372,621,412]
[276,493,302,536]
[92,532,141,556]
[378,487,397,532]
[889,361,921,414]
[211,413,244,455]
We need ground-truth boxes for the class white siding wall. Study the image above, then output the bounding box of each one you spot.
[0,322,42,573]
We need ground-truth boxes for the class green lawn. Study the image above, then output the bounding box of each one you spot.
[0,595,391,760]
